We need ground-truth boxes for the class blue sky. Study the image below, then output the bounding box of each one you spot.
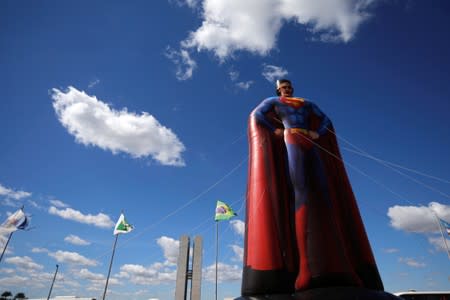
[1,0,449,299]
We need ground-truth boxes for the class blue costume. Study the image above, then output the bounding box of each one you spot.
[252,96,331,209]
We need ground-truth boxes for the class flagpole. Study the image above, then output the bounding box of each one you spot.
[0,231,13,263]
[433,213,450,260]
[215,221,219,300]
[47,264,59,300]
[103,233,119,300]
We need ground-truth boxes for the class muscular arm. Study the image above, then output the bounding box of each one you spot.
[252,97,278,132]
[310,102,331,136]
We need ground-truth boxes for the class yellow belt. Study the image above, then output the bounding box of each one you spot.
[287,128,309,135]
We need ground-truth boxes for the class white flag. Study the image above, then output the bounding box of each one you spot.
[2,208,29,232]
[113,213,133,235]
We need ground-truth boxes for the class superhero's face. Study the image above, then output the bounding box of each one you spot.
[278,83,293,97]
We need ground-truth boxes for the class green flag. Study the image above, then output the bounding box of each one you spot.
[215,200,237,221]
[113,213,133,235]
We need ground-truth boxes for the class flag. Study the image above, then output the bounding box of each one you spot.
[439,218,450,236]
[113,213,133,235]
[215,200,237,221]
[2,208,29,232]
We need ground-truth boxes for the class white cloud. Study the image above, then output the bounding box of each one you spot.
[28,271,60,289]
[230,244,243,262]
[398,257,426,268]
[429,202,450,221]
[262,64,289,83]
[110,237,181,286]
[121,264,157,278]
[382,248,400,254]
[236,81,254,90]
[49,199,69,208]
[428,236,450,253]
[156,236,179,265]
[387,202,450,234]
[0,275,29,286]
[204,262,241,282]
[48,250,98,266]
[48,206,114,228]
[1,268,15,275]
[387,202,450,253]
[165,47,197,81]
[65,234,91,246]
[181,0,378,60]
[119,263,176,285]
[27,199,43,209]
[182,0,282,60]
[88,78,100,88]
[51,87,186,166]
[76,268,120,292]
[228,69,254,90]
[230,219,245,237]
[229,70,240,81]
[0,183,31,200]
[5,256,44,271]
[278,0,376,42]
[31,247,49,253]
[78,268,105,281]
[170,0,200,9]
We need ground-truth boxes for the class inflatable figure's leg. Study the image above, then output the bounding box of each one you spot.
[286,144,362,291]
[285,142,312,289]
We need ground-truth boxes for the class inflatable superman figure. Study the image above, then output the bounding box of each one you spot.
[239,79,399,300]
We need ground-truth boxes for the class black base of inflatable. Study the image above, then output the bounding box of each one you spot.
[235,286,402,300]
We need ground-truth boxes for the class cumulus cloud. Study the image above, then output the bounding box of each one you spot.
[76,268,119,292]
[236,81,254,90]
[181,0,378,60]
[182,0,281,59]
[398,257,426,268]
[0,275,29,286]
[382,248,400,254]
[387,202,450,253]
[78,268,105,281]
[65,234,91,246]
[262,64,289,83]
[49,199,69,208]
[428,236,450,253]
[119,263,176,285]
[204,262,241,282]
[51,87,186,166]
[165,47,197,81]
[429,202,450,220]
[31,247,49,253]
[230,219,245,237]
[48,250,98,266]
[5,256,44,271]
[0,183,31,200]
[229,70,240,81]
[27,200,43,209]
[156,236,179,265]
[48,206,114,228]
[230,244,244,262]
[228,69,254,90]
[109,236,180,286]
[88,78,100,88]
[170,0,200,9]
[387,202,450,234]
